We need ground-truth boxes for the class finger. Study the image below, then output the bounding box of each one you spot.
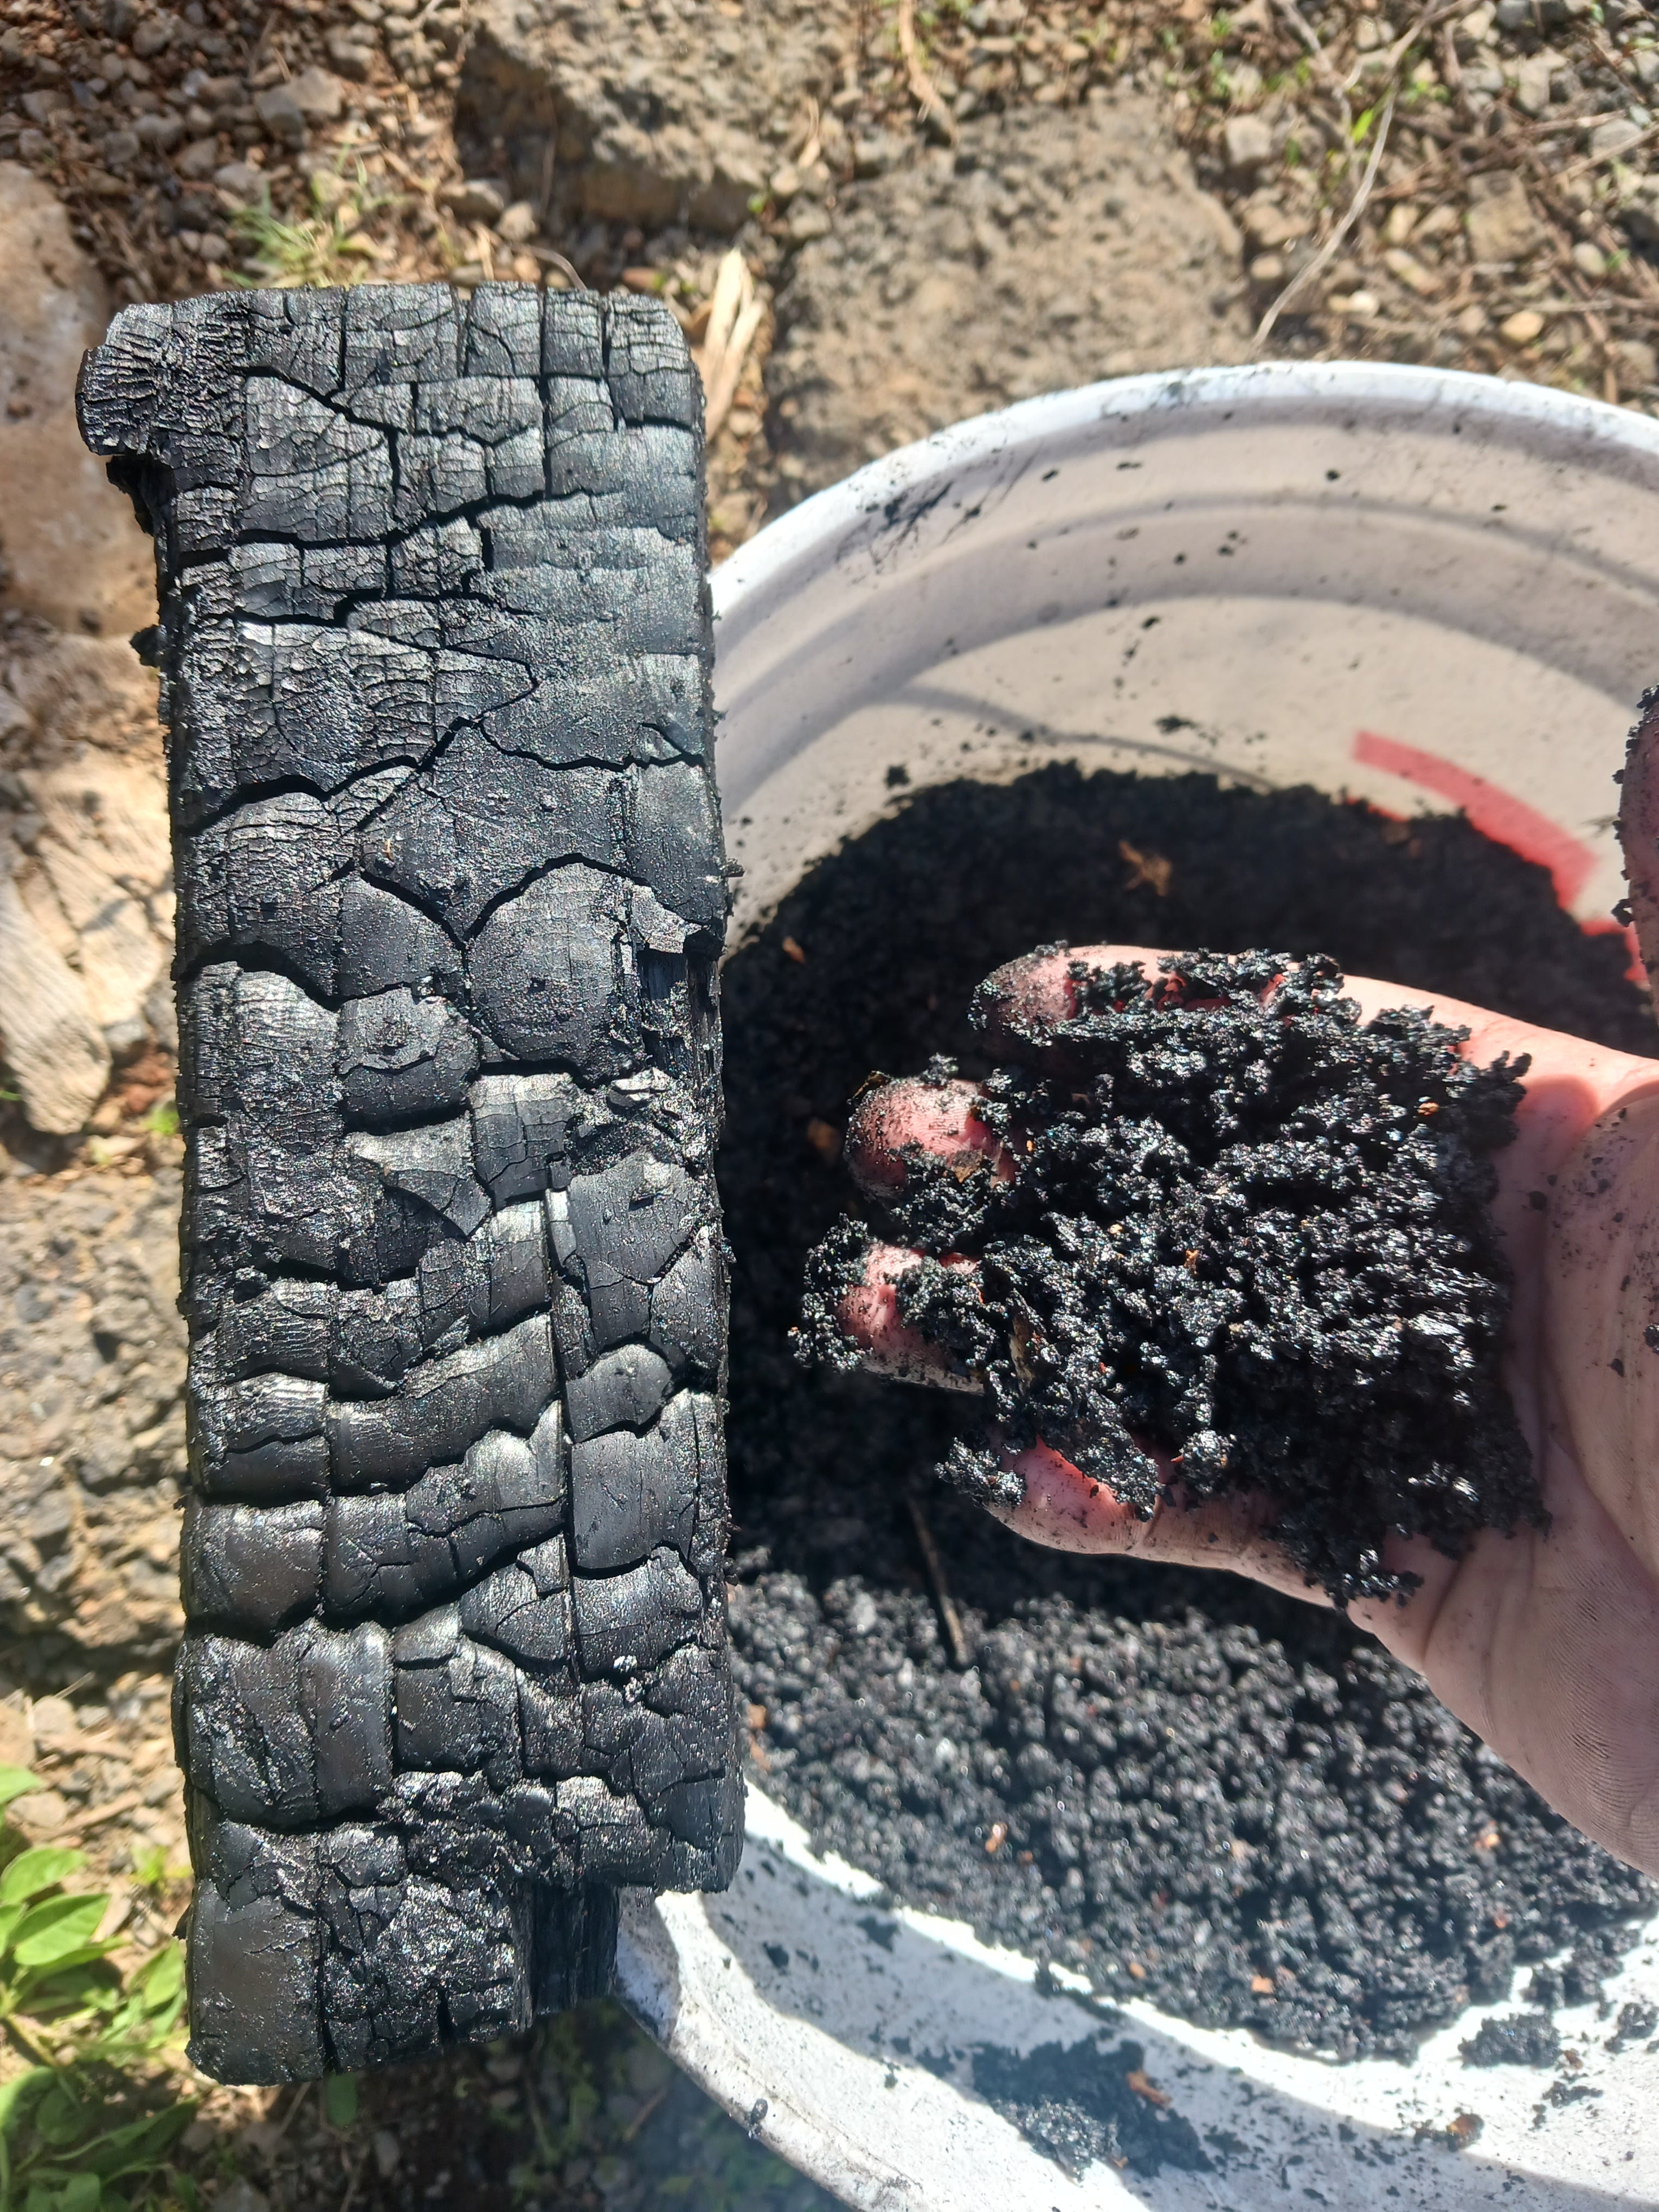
[974,942,1596,1102]
[1618,689,1659,989]
[973,942,1172,1057]
[846,1075,1015,1199]
[834,1239,983,1393]
[988,1439,1331,1607]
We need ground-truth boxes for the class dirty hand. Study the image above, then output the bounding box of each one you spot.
[835,713,1659,1883]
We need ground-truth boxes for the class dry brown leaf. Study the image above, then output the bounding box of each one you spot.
[1125,2069,1172,2107]
[898,0,960,142]
[1118,838,1173,896]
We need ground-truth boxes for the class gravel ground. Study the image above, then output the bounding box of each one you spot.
[7,0,1659,530]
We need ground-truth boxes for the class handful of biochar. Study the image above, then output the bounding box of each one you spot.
[801,948,1540,1607]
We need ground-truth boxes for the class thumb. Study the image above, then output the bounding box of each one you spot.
[991,1439,1335,1608]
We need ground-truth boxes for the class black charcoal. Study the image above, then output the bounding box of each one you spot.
[81,285,739,2083]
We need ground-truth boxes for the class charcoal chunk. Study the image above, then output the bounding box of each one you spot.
[327,1313,556,1486]
[565,1343,672,1442]
[188,1827,325,2084]
[324,1405,565,1618]
[570,1546,704,1675]
[393,1617,523,1786]
[554,1152,701,1350]
[647,1227,724,1373]
[182,1500,325,1633]
[177,1623,393,1827]
[458,1535,573,1668]
[81,282,736,2086]
[569,1393,715,1573]
[338,989,480,1120]
[208,1278,334,1384]
[468,865,637,1070]
[338,878,463,999]
[470,1072,585,1203]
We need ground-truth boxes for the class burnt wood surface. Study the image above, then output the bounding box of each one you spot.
[79,282,741,2084]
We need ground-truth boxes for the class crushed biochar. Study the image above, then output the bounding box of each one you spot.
[719,766,1657,2062]
[1459,2012,1562,2068]
[801,947,1540,1605]
[969,2037,1208,2179]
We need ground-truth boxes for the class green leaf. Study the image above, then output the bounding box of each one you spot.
[56,2177,100,2212]
[0,1851,86,1907]
[126,1944,184,2010]
[130,1848,168,1897]
[322,2073,358,2129]
[78,2101,196,2182]
[12,1971,120,2040]
[0,2066,54,2138]
[11,1894,110,1966]
[33,2087,85,2149]
[0,1770,42,1814]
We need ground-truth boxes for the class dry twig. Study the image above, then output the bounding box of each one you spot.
[692,248,766,440]
[48,1788,146,1841]
[897,0,960,145]
[906,1494,970,1669]
[1256,92,1397,344]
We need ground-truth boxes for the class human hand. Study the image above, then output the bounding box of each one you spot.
[829,740,1659,1879]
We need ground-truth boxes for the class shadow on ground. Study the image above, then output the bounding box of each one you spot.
[179,2000,839,2212]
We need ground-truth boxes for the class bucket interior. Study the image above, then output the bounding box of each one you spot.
[618,366,1659,2212]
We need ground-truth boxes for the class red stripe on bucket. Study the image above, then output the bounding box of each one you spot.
[1352,730,1643,981]
[1352,730,1597,909]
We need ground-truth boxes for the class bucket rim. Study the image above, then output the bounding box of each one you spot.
[711,357,1659,621]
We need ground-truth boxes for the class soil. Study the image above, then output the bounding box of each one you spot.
[10,0,1659,558]
[765,95,1248,488]
[719,763,1658,2063]
[0,1161,185,1662]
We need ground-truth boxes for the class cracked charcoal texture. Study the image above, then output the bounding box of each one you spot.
[720,766,1656,2062]
[78,284,741,2086]
[803,949,1539,1610]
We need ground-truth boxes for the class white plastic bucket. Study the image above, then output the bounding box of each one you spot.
[618,362,1659,2210]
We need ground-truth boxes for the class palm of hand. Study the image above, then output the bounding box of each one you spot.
[1353,991,1659,1878]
